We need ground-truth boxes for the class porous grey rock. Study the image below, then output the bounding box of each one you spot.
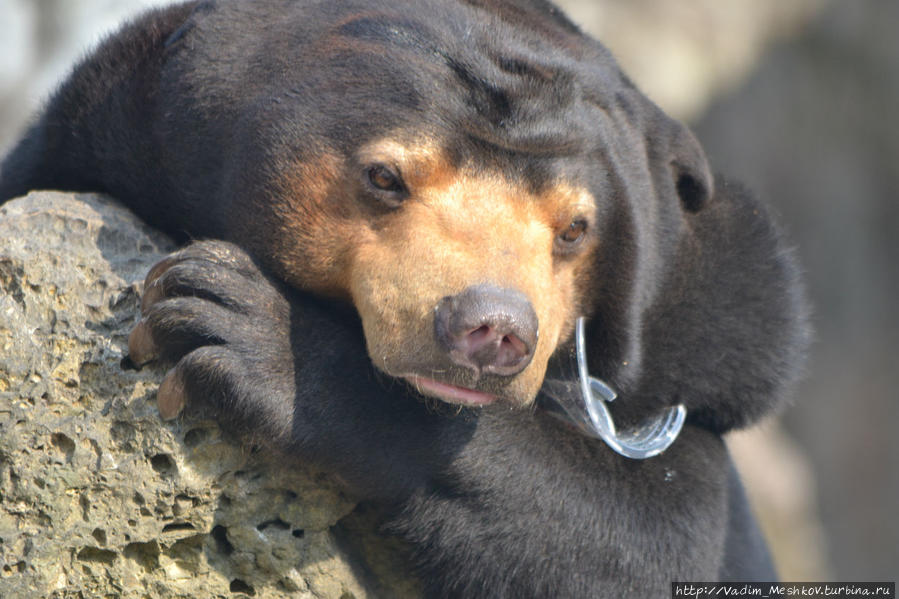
[0,192,420,598]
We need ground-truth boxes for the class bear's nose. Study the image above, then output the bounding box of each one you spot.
[434,284,538,376]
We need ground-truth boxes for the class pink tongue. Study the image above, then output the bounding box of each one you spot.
[407,376,499,406]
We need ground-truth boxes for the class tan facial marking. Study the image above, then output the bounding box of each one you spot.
[267,151,358,297]
[271,139,597,405]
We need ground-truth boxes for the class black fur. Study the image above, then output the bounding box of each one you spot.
[0,1,809,596]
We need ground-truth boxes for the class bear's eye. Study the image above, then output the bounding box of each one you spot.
[363,164,408,209]
[559,219,587,244]
[366,164,405,193]
[554,219,589,256]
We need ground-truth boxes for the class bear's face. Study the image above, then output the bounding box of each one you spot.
[267,136,600,406]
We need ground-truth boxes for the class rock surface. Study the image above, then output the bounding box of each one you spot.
[0,192,419,598]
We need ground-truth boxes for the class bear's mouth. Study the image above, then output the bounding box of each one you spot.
[403,374,501,407]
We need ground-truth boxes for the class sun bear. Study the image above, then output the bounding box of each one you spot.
[0,0,809,596]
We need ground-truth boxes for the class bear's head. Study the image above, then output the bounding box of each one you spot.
[203,0,807,430]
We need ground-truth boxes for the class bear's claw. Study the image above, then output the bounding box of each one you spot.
[157,367,187,420]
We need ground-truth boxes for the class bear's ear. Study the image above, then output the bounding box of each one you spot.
[667,123,713,214]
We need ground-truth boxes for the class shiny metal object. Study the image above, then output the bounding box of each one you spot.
[539,317,686,459]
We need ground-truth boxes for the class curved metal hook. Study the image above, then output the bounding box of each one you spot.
[539,317,686,459]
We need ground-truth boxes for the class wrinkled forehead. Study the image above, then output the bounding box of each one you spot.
[299,1,623,157]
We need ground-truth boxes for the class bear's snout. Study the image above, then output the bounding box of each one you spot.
[434,284,538,377]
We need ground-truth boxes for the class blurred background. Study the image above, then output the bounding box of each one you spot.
[1,0,896,582]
